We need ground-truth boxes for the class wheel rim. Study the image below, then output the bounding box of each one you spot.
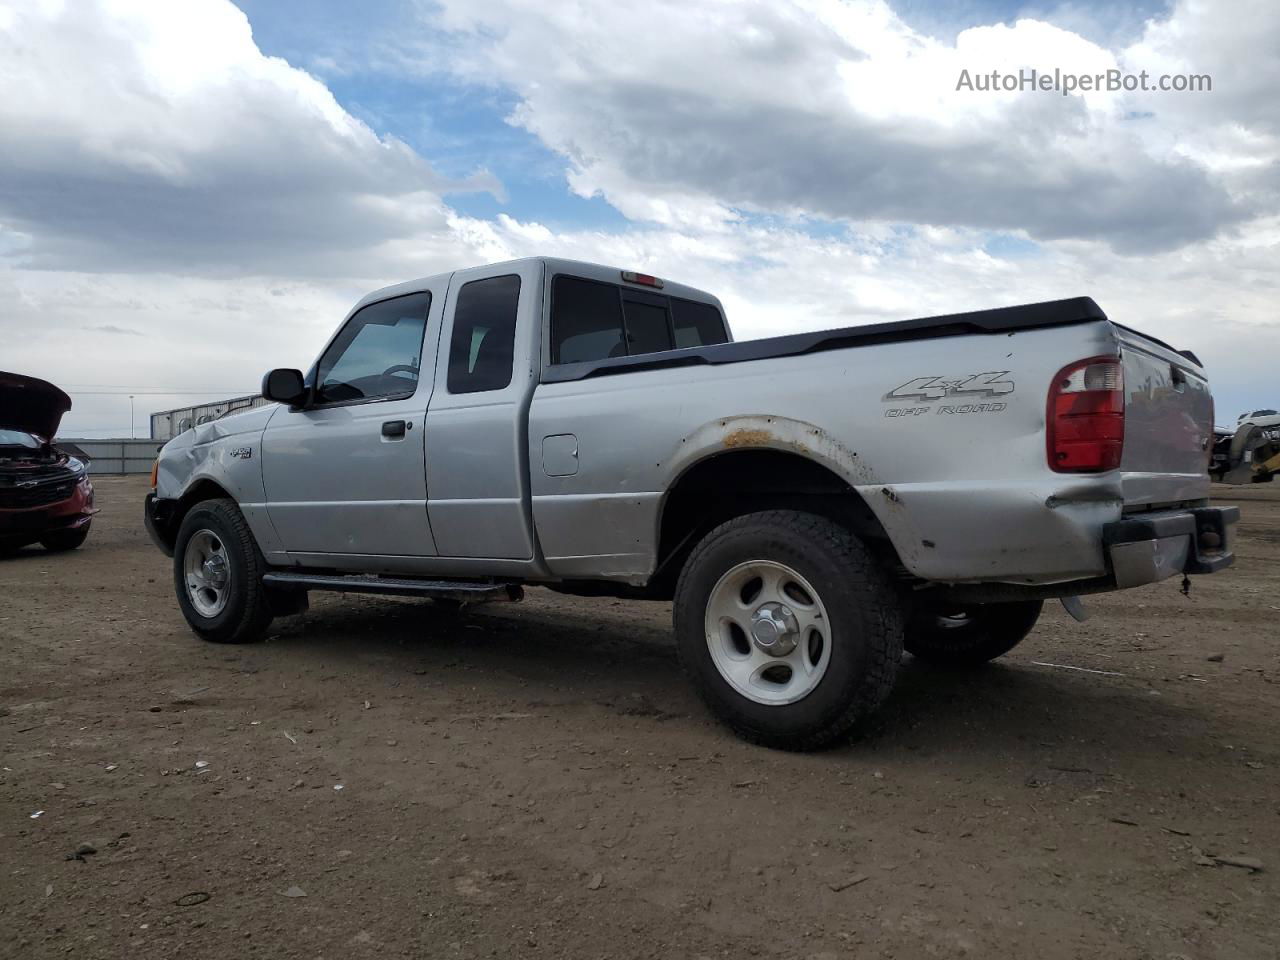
[704,560,832,705]
[183,529,231,618]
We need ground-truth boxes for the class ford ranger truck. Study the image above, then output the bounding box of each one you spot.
[144,257,1237,750]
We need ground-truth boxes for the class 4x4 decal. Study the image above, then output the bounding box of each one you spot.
[883,372,1015,403]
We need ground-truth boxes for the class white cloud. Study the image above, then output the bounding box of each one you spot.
[431,0,1257,252]
[0,0,496,276]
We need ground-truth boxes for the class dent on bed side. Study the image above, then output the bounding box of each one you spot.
[1044,479,1125,510]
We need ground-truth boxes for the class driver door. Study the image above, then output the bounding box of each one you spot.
[261,287,443,560]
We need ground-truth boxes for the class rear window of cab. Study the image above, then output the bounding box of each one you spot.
[549,275,728,365]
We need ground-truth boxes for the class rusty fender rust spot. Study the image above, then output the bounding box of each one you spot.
[723,428,774,448]
[691,415,873,484]
[880,486,902,504]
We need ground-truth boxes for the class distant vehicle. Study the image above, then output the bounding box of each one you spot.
[1211,409,1280,484]
[145,258,1237,749]
[0,372,97,553]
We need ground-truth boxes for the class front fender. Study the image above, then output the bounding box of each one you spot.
[153,406,283,556]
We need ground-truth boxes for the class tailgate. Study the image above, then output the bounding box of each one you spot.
[1115,325,1213,506]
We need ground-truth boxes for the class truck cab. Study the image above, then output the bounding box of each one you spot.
[149,258,730,580]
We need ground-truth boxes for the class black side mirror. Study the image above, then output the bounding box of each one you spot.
[262,368,308,406]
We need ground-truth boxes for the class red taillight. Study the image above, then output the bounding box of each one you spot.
[1047,357,1124,472]
[620,270,664,289]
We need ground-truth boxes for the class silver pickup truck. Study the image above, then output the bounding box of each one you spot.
[144,257,1237,749]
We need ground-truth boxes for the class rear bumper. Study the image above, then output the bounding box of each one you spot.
[1104,505,1239,588]
[144,492,178,557]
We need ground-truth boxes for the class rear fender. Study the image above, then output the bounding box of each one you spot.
[661,414,919,565]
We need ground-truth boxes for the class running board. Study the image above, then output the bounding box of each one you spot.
[262,572,523,603]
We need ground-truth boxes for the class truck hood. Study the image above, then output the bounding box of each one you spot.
[0,371,72,440]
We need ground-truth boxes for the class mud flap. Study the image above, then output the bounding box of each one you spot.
[1060,596,1089,622]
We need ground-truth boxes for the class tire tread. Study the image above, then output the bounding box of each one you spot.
[174,499,273,644]
[674,510,902,750]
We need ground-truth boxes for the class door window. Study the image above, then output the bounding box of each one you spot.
[314,292,431,405]
[447,275,521,394]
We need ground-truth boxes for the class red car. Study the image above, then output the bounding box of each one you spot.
[0,371,97,553]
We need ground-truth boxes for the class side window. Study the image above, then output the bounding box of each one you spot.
[621,298,673,356]
[671,297,728,349]
[550,276,625,363]
[447,275,521,394]
[314,292,431,405]
[547,274,728,364]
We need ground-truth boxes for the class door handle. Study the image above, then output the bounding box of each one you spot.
[381,420,407,438]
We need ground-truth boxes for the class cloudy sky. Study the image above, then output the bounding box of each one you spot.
[1,0,1276,436]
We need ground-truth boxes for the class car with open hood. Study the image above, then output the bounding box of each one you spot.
[0,371,96,553]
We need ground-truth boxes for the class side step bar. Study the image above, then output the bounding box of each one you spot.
[262,571,523,603]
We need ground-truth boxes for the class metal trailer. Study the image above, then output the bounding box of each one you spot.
[149,394,271,441]
[1210,409,1280,484]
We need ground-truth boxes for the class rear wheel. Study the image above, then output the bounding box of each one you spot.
[173,499,274,644]
[674,510,903,751]
[904,600,1042,667]
[40,524,90,552]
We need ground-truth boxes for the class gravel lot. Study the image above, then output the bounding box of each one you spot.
[2,475,1278,959]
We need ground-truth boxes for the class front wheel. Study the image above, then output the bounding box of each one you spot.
[674,510,903,751]
[173,499,274,644]
[904,600,1042,667]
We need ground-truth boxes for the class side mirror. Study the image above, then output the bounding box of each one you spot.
[262,368,308,406]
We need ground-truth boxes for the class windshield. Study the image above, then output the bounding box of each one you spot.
[0,429,41,449]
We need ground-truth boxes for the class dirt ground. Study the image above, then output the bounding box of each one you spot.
[2,476,1278,960]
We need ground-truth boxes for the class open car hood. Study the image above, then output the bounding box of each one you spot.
[0,371,72,441]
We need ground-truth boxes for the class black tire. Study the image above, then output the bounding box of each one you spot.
[40,524,90,552]
[673,510,903,751]
[173,499,274,644]
[904,600,1042,667]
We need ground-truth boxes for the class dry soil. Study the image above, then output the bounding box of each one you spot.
[2,476,1278,959]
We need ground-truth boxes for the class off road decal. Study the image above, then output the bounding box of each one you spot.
[883,372,1013,418]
